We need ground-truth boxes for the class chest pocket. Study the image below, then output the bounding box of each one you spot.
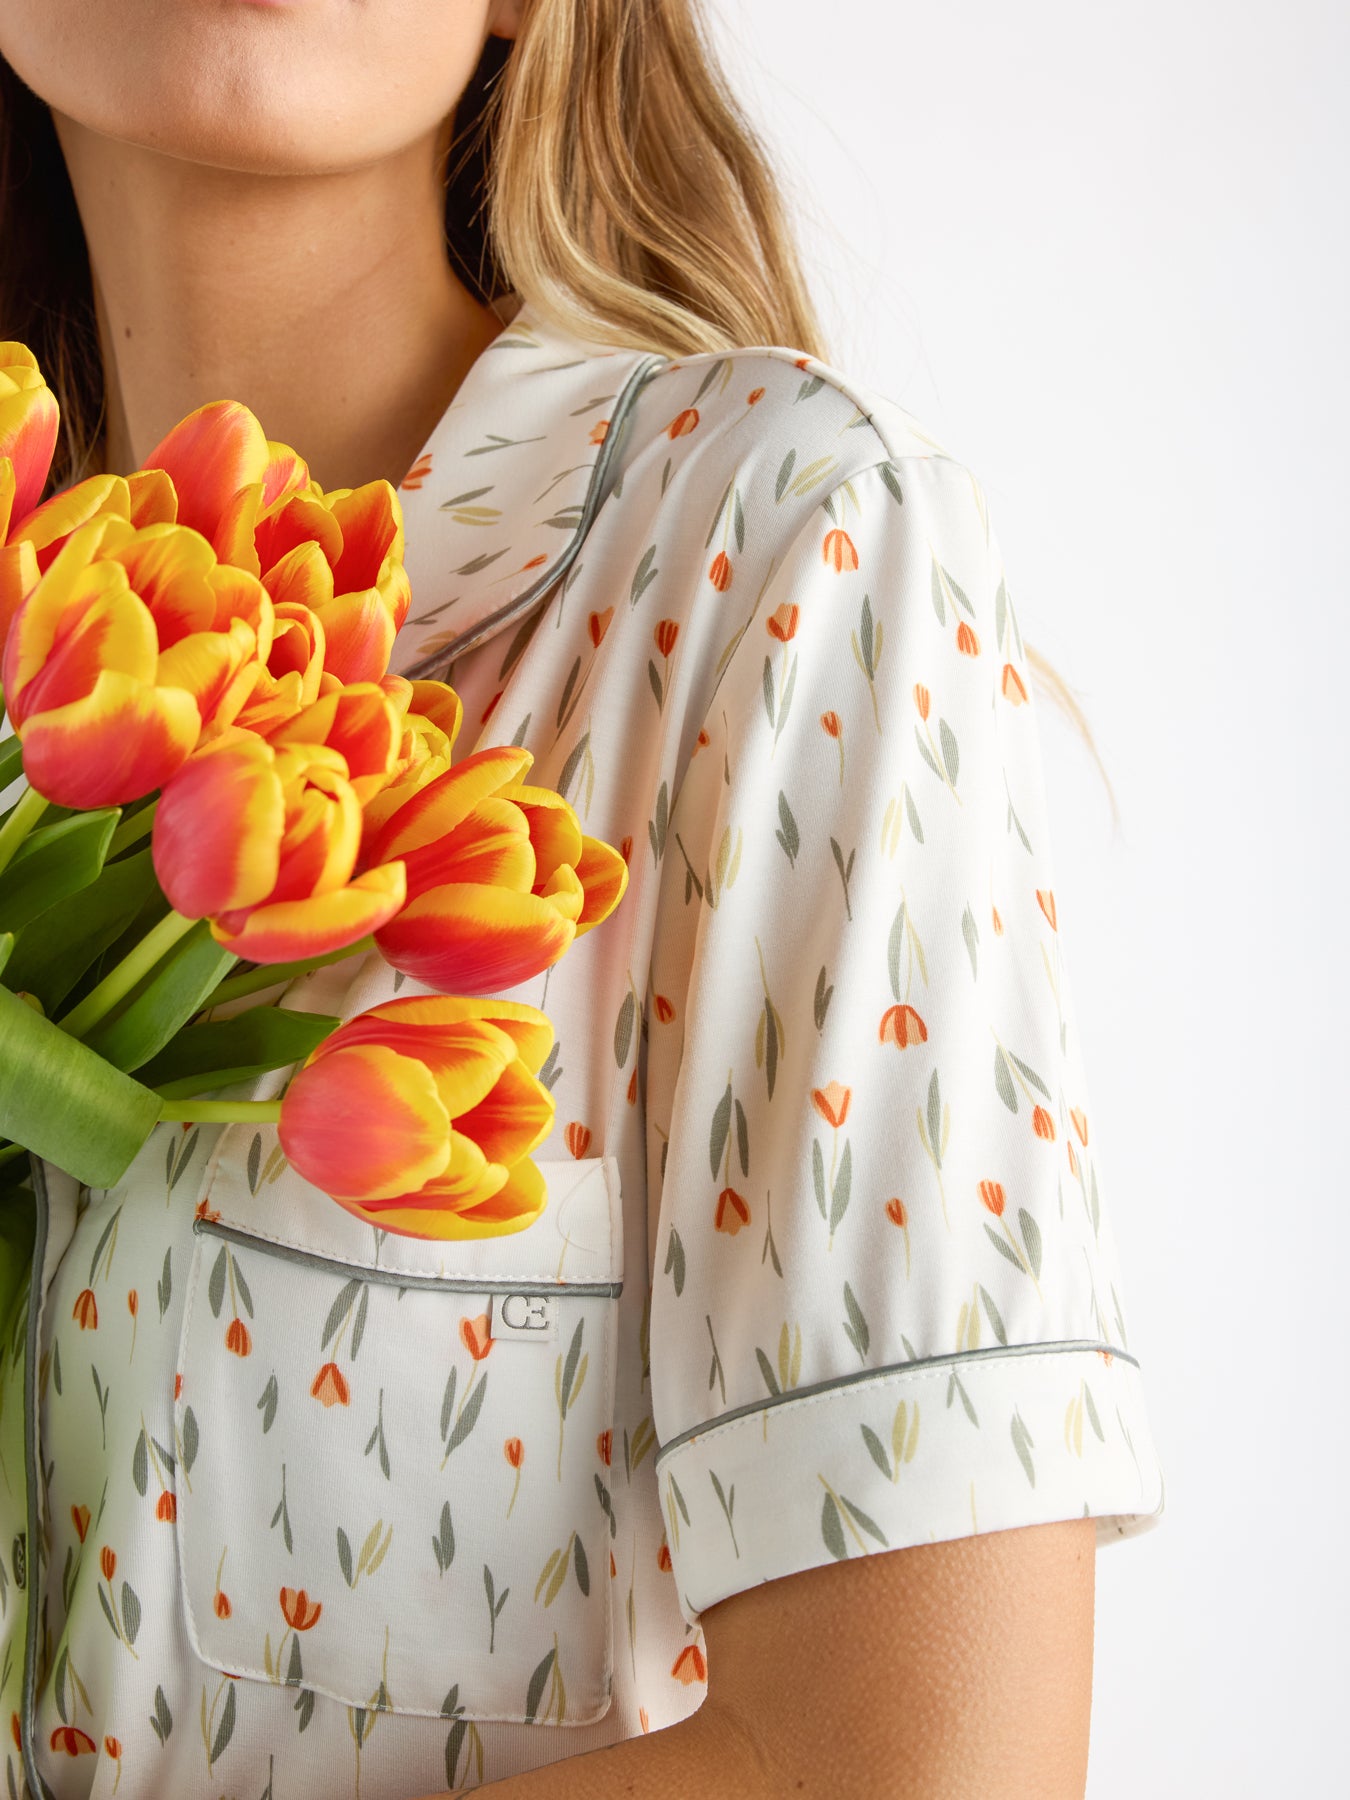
[173,1125,623,1727]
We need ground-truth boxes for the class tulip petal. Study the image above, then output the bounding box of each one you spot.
[2,515,133,704]
[18,668,200,807]
[322,1016,518,1120]
[310,588,397,685]
[408,680,463,743]
[8,564,158,724]
[211,860,407,962]
[156,617,259,725]
[369,747,534,862]
[125,467,178,528]
[352,1156,548,1241]
[153,734,284,916]
[315,993,554,1077]
[0,539,39,658]
[14,475,131,572]
[397,797,535,901]
[451,1054,555,1168]
[0,354,59,524]
[574,835,630,931]
[263,539,335,614]
[327,482,406,596]
[145,400,269,548]
[272,683,399,797]
[110,521,219,644]
[280,1042,451,1202]
[375,883,574,994]
[262,440,311,510]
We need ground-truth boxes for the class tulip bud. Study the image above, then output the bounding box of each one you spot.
[278,995,556,1239]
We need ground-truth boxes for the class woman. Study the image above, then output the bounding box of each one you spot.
[0,1,1165,1796]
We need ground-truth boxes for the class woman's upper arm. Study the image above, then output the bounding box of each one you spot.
[699,1516,1096,1800]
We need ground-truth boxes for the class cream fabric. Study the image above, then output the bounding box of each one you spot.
[0,303,1164,1799]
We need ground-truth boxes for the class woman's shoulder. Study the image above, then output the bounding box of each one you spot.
[596,335,998,609]
[617,336,972,502]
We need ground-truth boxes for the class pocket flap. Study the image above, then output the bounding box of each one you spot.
[195,1124,622,1288]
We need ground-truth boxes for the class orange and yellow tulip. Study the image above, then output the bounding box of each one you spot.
[277,994,557,1238]
[152,730,406,962]
[267,681,403,804]
[144,400,312,568]
[261,483,410,685]
[2,510,291,805]
[0,344,59,528]
[3,517,210,806]
[366,747,629,994]
[1,344,60,644]
[359,678,464,838]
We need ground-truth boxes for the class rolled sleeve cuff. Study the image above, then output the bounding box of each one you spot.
[655,1340,1165,1624]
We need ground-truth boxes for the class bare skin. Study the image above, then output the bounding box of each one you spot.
[0,3,1099,1792]
[436,1519,1096,1799]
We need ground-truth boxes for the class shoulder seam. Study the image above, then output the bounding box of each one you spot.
[640,343,961,470]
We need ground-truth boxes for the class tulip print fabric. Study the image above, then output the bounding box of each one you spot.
[2,303,1164,1800]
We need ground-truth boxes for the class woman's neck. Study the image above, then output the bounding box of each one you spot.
[53,114,504,492]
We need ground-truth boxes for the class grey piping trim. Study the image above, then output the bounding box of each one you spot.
[21,1157,55,1800]
[653,1337,1139,1470]
[398,350,669,680]
[194,1219,623,1298]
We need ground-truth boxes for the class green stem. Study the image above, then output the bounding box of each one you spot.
[0,785,50,877]
[61,908,199,1039]
[106,799,157,859]
[206,938,374,1009]
[158,1100,282,1124]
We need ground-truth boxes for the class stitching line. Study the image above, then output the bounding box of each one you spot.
[654,1338,1139,1469]
[398,351,668,679]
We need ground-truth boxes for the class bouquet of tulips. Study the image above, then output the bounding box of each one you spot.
[0,344,627,1239]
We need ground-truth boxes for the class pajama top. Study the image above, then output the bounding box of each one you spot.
[0,297,1166,1799]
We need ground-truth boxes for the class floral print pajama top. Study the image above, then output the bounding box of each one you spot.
[0,300,1166,1798]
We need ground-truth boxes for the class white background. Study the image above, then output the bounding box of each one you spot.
[708,1,1347,1791]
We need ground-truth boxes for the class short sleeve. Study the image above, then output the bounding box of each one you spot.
[642,452,1165,1623]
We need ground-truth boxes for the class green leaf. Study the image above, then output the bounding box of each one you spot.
[978,1285,1008,1345]
[444,1370,488,1456]
[0,984,162,1186]
[820,1492,848,1561]
[572,1532,590,1597]
[3,846,162,1015]
[81,920,236,1072]
[559,1318,584,1418]
[1019,1207,1043,1280]
[709,1081,731,1180]
[993,1047,1018,1113]
[840,1495,889,1547]
[524,1648,556,1724]
[210,1681,236,1766]
[938,719,960,784]
[120,1580,142,1645]
[138,1009,340,1099]
[0,734,24,794]
[984,1222,1026,1274]
[0,808,118,934]
[1011,1411,1036,1487]
[860,1424,891,1480]
[842,1282,869,1359]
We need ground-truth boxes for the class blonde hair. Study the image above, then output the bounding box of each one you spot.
[0,0,1107,798]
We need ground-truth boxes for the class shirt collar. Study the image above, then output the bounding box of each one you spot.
[391,300,666,679]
